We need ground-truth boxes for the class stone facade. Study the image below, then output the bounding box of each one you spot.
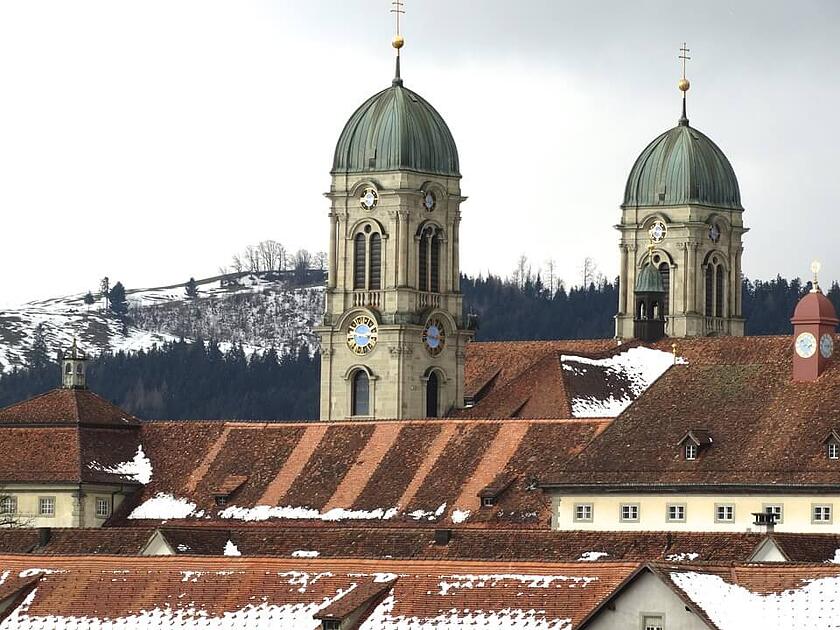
[615,203,747,339]
[316,169,472,420]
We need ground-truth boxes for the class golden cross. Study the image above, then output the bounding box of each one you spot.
[391,0,405,38]
[679,43,691,80]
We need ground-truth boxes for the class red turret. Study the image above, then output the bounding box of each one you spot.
[791,271,839,382]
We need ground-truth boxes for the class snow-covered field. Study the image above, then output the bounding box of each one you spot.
[0,272,324,373]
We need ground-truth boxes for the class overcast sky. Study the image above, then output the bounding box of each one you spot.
[1,0,839,305]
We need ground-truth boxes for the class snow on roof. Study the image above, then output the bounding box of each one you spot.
[561,346,677,417]
[577,551,609,562]
[128,493,200,520]
[669,569,840,630]
[360,593,573,630]
[88,445,152,484]
[223,540,241,557]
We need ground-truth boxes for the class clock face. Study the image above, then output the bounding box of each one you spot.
[423,190,436,211]
[359,187,378,211]
[649,221,667,243]
[821,333,834,359]
[709,223,721,243]
[422,319,446,355]
[795,332,817,359]
[346,315,378,355]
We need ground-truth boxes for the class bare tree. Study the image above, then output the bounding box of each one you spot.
[581,257,598,288]
[544,258,557,294]
[314,251,328,272]
[244,245,260,273]
[0,496,27,527]
[258,240,286,273]
[512,255,530,289]
[231,255,243,274]
[292,249,313,284]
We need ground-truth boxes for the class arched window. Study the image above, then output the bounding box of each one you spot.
[353,233,366,290]
[76,364,83,374]
[369,233,381,290]
[638,300,646,320]
[65,364,72,374]
[715,265,725,318]
[652,302,659,320]
[658,263,670,315]
[351,370,369,416]
[426,371,439,418]
[705,267,714,317]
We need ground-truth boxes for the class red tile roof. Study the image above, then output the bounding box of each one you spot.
[115,418,607,527]
[0,388,138,427]
[0,555,641,628]
[545,335,840,487]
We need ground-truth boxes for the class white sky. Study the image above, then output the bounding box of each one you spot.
[0,0,838,305]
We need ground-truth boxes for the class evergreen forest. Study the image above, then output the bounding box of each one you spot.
[0,274,834,421]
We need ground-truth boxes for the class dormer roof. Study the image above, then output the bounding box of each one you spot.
[677,429,713,447]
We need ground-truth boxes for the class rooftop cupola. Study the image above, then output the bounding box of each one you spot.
[791,261,839,382]
[61,339,87,390]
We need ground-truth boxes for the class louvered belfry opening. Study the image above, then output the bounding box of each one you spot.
[715,265,724,317]
[430,234,441,292]
[369,233,382,290]
[353,233,366,290]
[705,268,714,317]
[418,225,442,292]
[658,263,670,315]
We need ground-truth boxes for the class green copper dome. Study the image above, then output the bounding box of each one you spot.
[623,120,741,209]
[333,80,460,177]
[635,263,665,293]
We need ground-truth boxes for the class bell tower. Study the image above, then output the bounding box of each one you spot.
[791,262,838,382]
[615,45,748,340]
[315,13,471,421]
[61,339,88,390]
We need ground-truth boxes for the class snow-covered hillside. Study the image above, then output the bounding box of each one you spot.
[0,273,325,373]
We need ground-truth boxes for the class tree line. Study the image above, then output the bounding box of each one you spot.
[3,271,837,420]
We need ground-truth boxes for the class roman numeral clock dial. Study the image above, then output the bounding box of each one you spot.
[347,315,378,355]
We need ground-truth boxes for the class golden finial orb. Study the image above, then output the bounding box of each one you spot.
[392,34,405,49]
[678,78,690,92]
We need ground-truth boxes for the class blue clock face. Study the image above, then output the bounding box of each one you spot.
[422,319,446,355]
[346,315,378,355]
[821,334,834,359]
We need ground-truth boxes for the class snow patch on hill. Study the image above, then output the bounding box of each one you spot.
[0,272,325,373]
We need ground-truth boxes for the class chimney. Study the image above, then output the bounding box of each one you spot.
[752,508,777,533]
[434,529,452,545]
[37,527,52,548]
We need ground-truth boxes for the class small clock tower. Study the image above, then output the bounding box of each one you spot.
[315,24,472,420]
[791,262,838,382]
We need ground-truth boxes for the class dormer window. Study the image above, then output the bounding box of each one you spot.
[823,431,840,460]
[481,497,496,508]
[677,429,712,461]
[323,621,341,630]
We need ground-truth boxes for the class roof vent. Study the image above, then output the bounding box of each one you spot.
[434,529,452,545]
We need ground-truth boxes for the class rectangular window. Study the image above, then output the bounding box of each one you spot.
[323,621,341,630]
[715,504,735,523]
[573,503,593,522]
[481,497,496,508]
[684,443,698,460]
[762,504,784,524]
[95,497,110,519]
[0,496,17,515]
[642,614,664,630]
[620,503,639,522]
[829,442,839,460]
[666,503,686,522]
[813,504,833,524]
[38,497,55,517]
